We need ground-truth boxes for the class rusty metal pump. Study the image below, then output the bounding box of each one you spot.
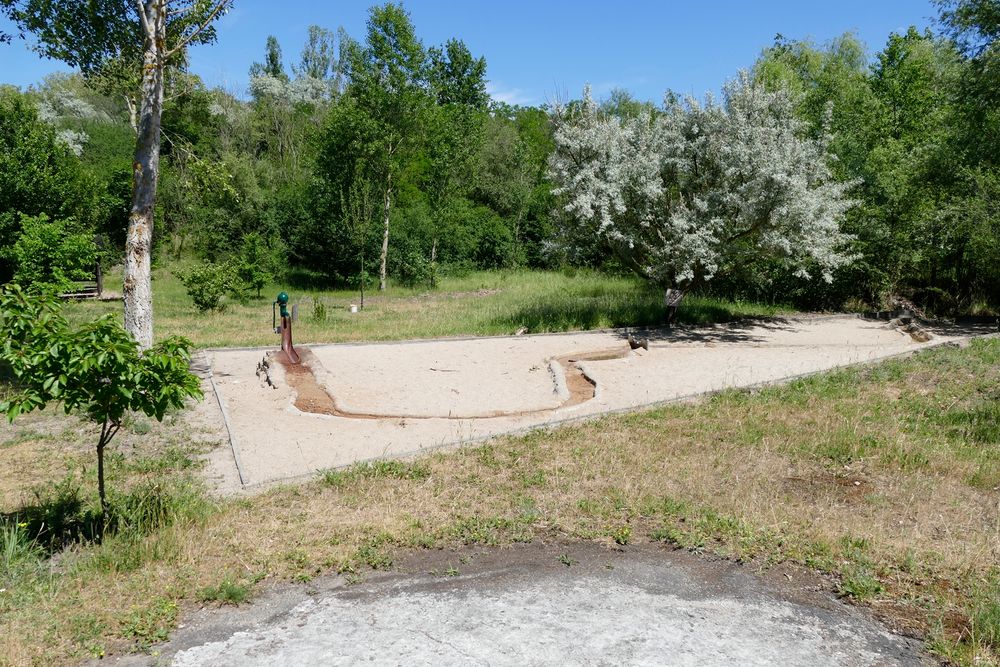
[273,291,300,364]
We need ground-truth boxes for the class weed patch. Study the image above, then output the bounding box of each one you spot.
[320,460,431,488]
[197,576,253,605]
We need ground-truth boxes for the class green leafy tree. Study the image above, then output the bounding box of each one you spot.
[2,0,233,349]
[233,232,283,298]
[428,38,488,108]
[250,36,288,81]
[0,88,97,282]
[11,213,97,293]
[342,2,430,290]
[424,39,488,258]
[0,285,202,526]
[294,25,337,81]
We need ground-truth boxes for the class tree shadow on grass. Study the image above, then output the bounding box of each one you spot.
[491,292,793,343]
[490,298,666,333]
[1,478,101,554]
[1,474,207,557]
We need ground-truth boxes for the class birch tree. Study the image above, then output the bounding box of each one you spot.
[344,2,429,291]
[2,0,232,349]
[549,72,856,301]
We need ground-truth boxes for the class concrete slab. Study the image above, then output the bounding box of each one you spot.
[104,542,929,666]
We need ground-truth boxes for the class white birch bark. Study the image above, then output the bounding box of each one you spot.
[378,172,392,291]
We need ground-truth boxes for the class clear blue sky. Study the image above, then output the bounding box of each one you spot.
[1,0,939,105]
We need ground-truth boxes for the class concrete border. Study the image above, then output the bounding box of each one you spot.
[208,369,248,487]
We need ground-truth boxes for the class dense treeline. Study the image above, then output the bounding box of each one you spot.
[0,1,997,313]
[749,24,1000,311]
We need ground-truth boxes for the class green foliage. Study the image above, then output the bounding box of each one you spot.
[473,207,523,270]
[0,285,203,521]
[11,213,97,293]
[390,244,438,288]
[197,577,253,605]
[233,232,283,298]
[312,296,327,322]
[0,520,43,589]
[1,0,227,76]
[0,88,98,282]
[177,262,244,312]
[754,26,1000,312]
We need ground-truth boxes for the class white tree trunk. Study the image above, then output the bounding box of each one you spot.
[124,1,166,350]
[378,173,391,292]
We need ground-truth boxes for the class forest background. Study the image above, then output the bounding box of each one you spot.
[1,0,998,315]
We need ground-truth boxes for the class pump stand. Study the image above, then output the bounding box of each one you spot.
[273,291,300,364]
[280,315,300,364]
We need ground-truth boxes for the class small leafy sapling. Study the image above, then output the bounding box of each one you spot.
[178,261,243,312]
[0,285,202,529]
[233,232,283,299]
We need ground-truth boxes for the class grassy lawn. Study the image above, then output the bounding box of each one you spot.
[62,265,789,348]
[1,333,998,665]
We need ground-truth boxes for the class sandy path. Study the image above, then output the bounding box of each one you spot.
[197,316,971,493]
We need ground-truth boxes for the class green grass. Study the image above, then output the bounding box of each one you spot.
[197,577,254,605]
[63,264,790,348]
[0,521,43,590]
[320,460,432,488]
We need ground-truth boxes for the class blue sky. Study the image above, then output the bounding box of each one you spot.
[1,1,939,105]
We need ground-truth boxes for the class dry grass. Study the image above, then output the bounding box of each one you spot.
[1,339,998,665]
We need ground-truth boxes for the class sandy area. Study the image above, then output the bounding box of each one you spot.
[196,316,974,493]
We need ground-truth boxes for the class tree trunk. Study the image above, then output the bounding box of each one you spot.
[124,0,166,350]
[379,172,392,291]
[97,436,108,531]
[359,251,365,310]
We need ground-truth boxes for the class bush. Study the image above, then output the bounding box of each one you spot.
[232,232,284,298]
[11,213,96,293]
[177,262,245,312]
[391,246,438,289]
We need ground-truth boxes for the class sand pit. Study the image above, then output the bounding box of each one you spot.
[196,316,983,492]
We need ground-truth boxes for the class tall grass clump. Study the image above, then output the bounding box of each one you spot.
[0,520,43,589]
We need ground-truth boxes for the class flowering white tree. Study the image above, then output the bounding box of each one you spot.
[549,72,856,300]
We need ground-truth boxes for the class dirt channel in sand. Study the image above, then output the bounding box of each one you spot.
[275,346,614,420]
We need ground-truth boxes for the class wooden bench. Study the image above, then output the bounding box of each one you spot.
[59,263,104,300]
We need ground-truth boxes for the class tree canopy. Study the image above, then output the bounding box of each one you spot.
[549,75,855,291]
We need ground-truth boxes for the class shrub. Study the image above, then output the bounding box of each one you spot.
[11,213,96,293]
[312,297,327,322]
[392,246,438,289]
[177,262,244,312]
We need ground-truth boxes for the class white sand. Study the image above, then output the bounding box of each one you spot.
[196,316,965,493]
